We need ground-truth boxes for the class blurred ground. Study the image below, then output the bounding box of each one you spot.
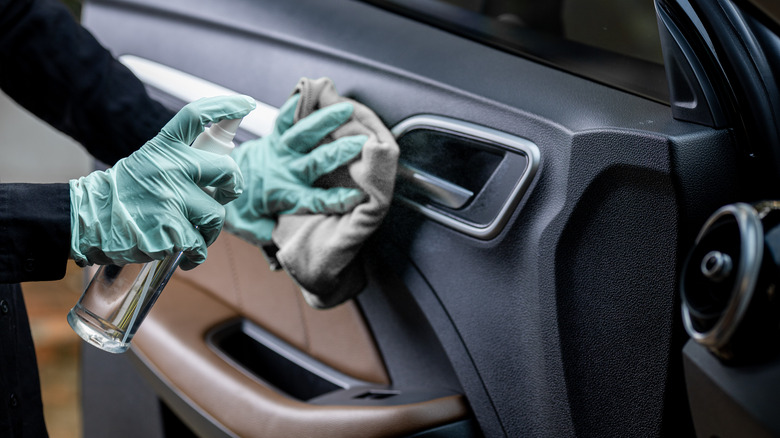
[22,262,85,438]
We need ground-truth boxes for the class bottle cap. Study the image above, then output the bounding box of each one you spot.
[190,118,242,155]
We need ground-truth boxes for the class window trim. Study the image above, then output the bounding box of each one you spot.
[360,0,670,104]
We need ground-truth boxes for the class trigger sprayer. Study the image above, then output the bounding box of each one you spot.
[150,116,243,276]
[67,114,245,354]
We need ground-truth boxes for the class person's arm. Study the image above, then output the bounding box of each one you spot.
[0,0,174,165]
[0,184,70,283]
[0,0,173,282]
[0,95,255,284]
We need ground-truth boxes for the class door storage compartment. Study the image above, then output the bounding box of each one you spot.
[207,319,364,401]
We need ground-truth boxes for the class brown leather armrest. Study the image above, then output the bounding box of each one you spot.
[132,276,468,438]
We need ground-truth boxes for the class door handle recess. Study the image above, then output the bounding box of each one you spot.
[392,115,540,240]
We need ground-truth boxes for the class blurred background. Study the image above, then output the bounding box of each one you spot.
[0,1,88,437]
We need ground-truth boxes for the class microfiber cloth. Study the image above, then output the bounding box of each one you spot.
[271,77,399,309]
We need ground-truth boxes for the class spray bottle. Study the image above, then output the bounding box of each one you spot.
[67,115,245,353]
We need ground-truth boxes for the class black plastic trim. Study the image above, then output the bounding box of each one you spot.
[684,340,780,437]
[656,0,728,127]
[660,0,780,187]
[406,419,483,438]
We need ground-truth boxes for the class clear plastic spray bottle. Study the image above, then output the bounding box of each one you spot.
[67,116,244,353]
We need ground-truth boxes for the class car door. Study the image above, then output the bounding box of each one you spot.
[74,0,780,437]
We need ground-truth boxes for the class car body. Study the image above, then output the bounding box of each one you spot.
[77,0,780,437]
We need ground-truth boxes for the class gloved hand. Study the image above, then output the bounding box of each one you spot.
[225,94,367,246]
[70,95,256,270]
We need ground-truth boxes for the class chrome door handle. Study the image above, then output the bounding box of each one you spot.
[396,163,474,209]
[391,115,540,239]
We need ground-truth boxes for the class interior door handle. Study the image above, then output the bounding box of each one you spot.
[392,115,540,239]
[397,163,474,209]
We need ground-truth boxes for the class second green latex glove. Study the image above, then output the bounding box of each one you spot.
[70,95,256,270]
[225,94,366,246]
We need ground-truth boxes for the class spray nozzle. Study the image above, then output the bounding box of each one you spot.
[190,117,243,156]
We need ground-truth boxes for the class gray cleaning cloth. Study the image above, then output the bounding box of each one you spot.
[271,77,399,309]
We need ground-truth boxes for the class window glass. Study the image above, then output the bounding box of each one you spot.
[363,0,669,103]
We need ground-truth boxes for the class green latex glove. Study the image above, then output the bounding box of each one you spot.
[70,95,256,270]
[225,94,366,246]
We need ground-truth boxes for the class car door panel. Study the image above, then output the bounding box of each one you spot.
[164,232,391,386]
[132,267,469,438]
[79,0,741,437]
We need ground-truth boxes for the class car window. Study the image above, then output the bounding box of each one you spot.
[362,0,669,103]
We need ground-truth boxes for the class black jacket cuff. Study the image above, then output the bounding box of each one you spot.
[0,183,71,283]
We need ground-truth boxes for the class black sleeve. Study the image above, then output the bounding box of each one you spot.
[0,0,175,165]
[0,184,70,283]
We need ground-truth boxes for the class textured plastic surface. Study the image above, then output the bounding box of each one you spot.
[684,341,780,438]
[656,1,727,128]
[82,0,739,436]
